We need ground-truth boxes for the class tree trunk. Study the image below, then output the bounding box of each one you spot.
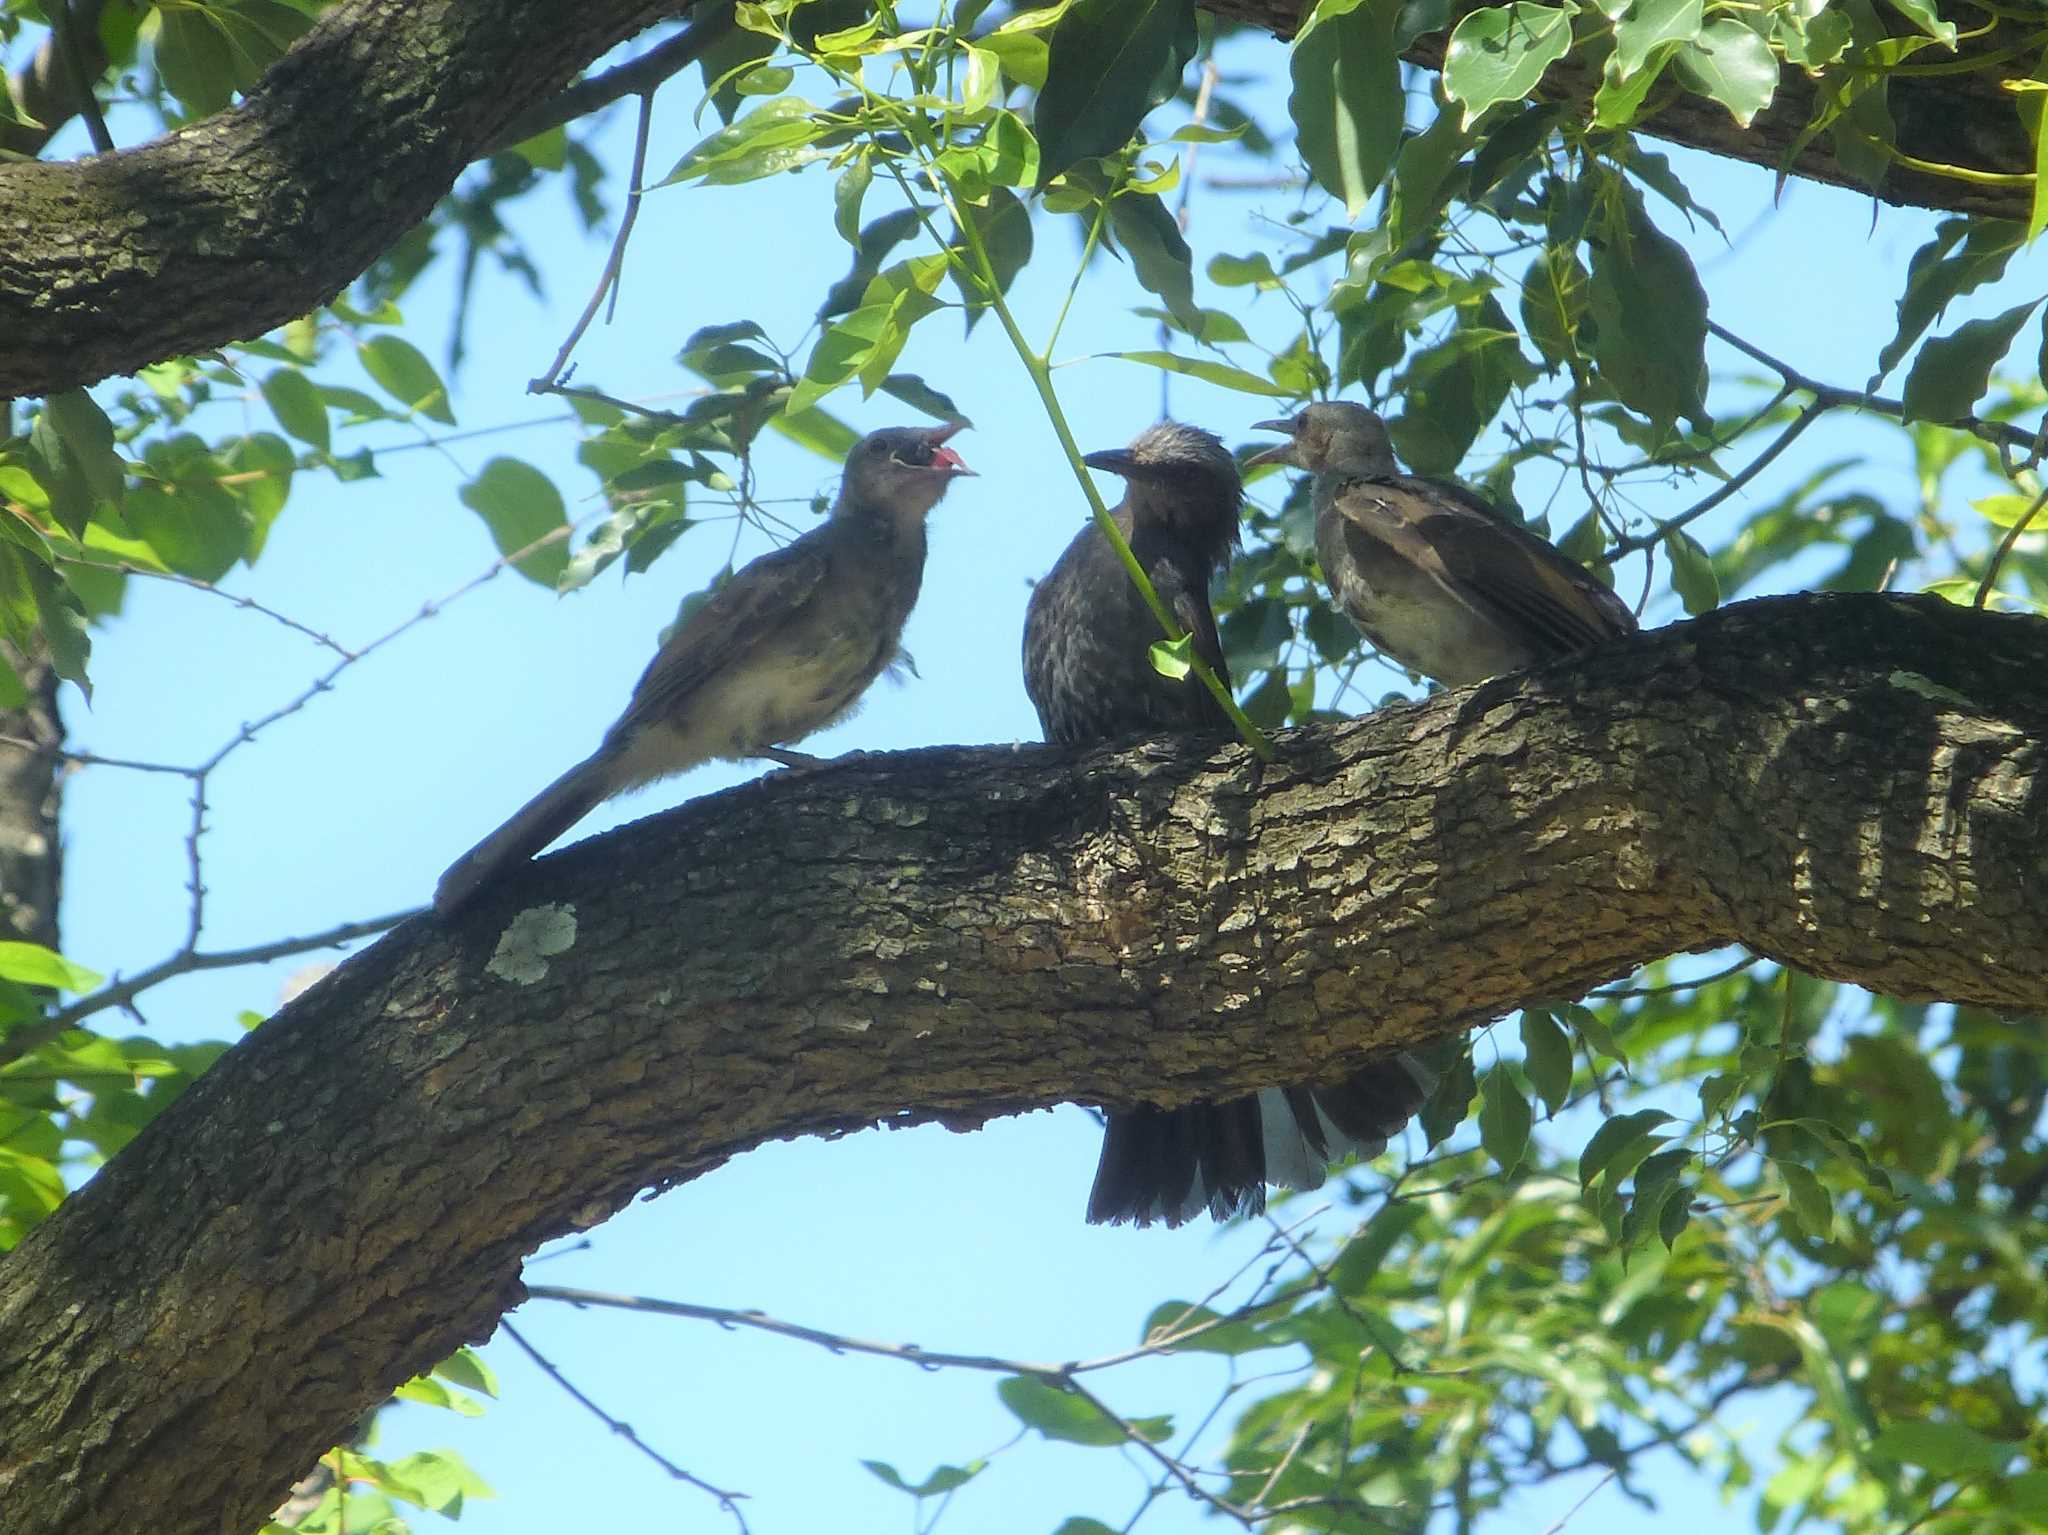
[0,0,2027,400]
[0,651,63,953]
[0,0,681,399]
[0,591,2042,1535]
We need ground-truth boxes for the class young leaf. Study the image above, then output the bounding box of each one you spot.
[1034,0,1199,185]
[996,1375,1170,1445]
[1777,1159,1833,1240]
[0,940,103,993]
[1610,0,1700,79]
[1288,0,1404,218]
[1148,634,1194,680]
[1443,3,1577,125]
[1673,18,1778,127]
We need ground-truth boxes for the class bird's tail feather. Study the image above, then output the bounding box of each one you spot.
[1085,1053,1438,1228]
[433,755,614,916]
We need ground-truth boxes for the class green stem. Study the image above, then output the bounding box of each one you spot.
[878,93,1272,758]
[951,199,1274,760]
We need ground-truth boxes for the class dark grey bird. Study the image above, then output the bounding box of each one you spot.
[436,423,973,915]
[1023,421,1435,1227]
[1249,402,1637,684]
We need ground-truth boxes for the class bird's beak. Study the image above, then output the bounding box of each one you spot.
[1243,420,1297,470]
[922,419,975,476]
[1080,448,1145,480]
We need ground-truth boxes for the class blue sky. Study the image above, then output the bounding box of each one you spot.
[45,20,2042,1535]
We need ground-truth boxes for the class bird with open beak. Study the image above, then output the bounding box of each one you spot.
[1023,421,1435,1227]
[436,421,974,914]
[1249,402,1636,686]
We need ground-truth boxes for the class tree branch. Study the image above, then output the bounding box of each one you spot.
[1,592,2045,1535]
[0,0,688,398]
[1218,0,2039,221]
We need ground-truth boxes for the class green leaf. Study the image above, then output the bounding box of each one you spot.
[1148,634,1194,680]
[1900,299,2042,422]
[1419,1048,1477,1146]
[1479,1065,1532,1176]
[1208,251,1284,289]
[124,471,251,582]
[458,458,569,586]
[1288,0,1404,218]
[433,1346,499,1398]
[1106,192,1202,333]
[260,368,331,453]
[1139,1300,1269,1355]
[1578,1108,1673,1187]
[1673,18,1778,127]
[0,941,102,992]
[358,336,455,425]
[42,392,125,508]
[1443,3,1577,126]
[1518,1009,1573,1116]
[1610,0,1699,79]
[28,569,92,699]
[1104,350,1293,397]
[1664,527,1720,613]
[1587,188,1708,434]
[996,1376,1170,1446]
[155,7,236,117]
[833,153,873,245]
[1034,0,1199,185]
[658,97,829,187]
[861,1458,985,1497]
[1871,1420,2015,1476]
[878,373,970,424]
[1879,0,1956,45]
[1777,1159,1833,1240]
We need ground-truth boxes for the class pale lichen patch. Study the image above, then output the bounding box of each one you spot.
[485,903,579,985]
[1887,670,1976,711]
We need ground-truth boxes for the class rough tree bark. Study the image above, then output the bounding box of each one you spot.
[0,0,2027,400]
[0,591,2042,1535]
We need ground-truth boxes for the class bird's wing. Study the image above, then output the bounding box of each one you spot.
[610,536,834,739]
[1333,473,1635,658]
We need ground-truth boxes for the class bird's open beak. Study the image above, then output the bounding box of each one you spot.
[1080,447,1145,479]
[1244,421,1296,470]
[924,419,975,476]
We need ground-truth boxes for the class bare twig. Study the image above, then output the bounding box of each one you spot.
[531,90,659,392]
[0,911,411,1067]
[1606,399,1827,560]
[484,6,735,156]
[499,1320,751,1534]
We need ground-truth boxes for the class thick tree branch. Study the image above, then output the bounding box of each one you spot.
[0,0,686,399]
[0,0,2034,400]
[1,592,2045,1535]
[1217,0,2038,221]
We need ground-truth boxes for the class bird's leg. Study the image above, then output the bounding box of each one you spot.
[757,747,831,771]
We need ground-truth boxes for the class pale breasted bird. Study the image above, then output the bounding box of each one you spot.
[435,423,974,915]
[1022,421,1436,1227]
[1249,402,1637,684]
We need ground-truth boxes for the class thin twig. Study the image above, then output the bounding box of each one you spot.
[483,6,735,156]
[1536,1469,1618,1534]
[46,0,112,153]
[531,90,659,392]
[1606,399,1826,560]
[499,1320,751,1534]
[0,911,411,1066]
[1973,481,2048,607]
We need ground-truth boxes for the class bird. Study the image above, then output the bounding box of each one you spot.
[1022,421,1437,1227]
[434,422,974,915]
[1249,402,1637,684]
